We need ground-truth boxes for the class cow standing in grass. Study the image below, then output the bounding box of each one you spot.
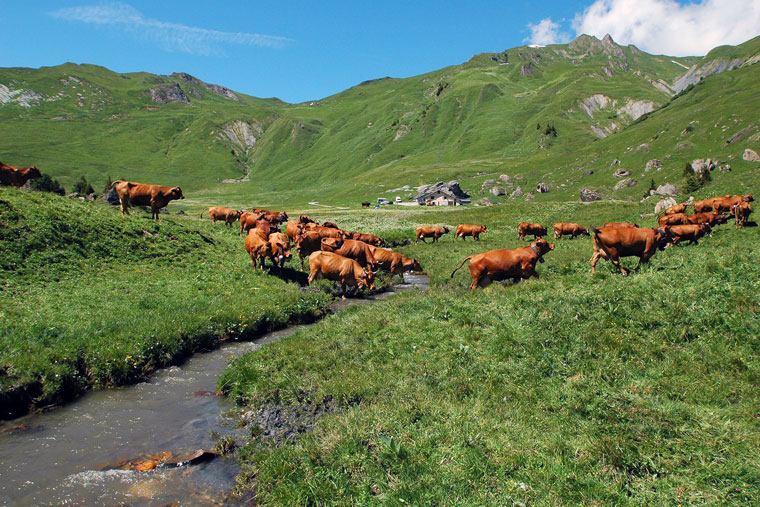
[0,163,42,187]
[590,227,667,275]
[110,180,184,220]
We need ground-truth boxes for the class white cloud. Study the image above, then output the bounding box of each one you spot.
[50,2,292,56]
[525,18,571,45]
[572,0,760,56]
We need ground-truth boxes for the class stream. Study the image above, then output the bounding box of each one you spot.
[0,273,428,505]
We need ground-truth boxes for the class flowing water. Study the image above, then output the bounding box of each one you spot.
[0,273,428,505]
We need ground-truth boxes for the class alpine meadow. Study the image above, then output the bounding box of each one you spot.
[2,31,760,505]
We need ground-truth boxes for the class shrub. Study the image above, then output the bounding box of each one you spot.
[27,174,65,195]
[72,176,94,195]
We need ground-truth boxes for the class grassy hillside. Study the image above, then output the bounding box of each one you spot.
[2,36,758,208]
[220,202,760,505]
[0,187,332,418]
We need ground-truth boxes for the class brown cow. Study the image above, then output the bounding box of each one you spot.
[321,237,378,271]
[322,221,340,229]
[662,202,689,215]
[244,228,272,270]
[307,251,375,298]
[713,194,753,213]
[110,180,184,220]
[603,222,639,228]
[732,202,752,228]
[657,213,690,228]
[590,226,667,275]
[205,206,243,227]
[253,208,289,225]
[517,222,547,241]
[685,212,727,227]
[285,220,304,241]
[294,231,324,271]
[348,231,384,246]
[694,197,718,213]
[451,238,554,290]
[298,214,316,224]
[553,223,589,239]
[268,232,292,268]
[367,246,422,275]
[239,211,267,236]
[415,226,449,243]
[455,224,488,241]
[0,163,42,187]
[664,224,711,246]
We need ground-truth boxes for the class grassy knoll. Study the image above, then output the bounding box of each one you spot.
[221,202,760,504]
[0,187,332,418]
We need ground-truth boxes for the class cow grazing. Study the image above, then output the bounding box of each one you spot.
[712,194,753,214]
[294,231,324,271]
[685,212,727,227]
[657,213,690,228]
[244,228,272,270]
[415,226,449,243]
[732,202,752,228]
[110,180,184,220]
[553,223,589,239]
[239,211,268,236]
[602,222,639,229]
[590,226,667,275]
[361,201,371,208]
[662,202,689,215]
[253,208,289,225]
[454,224,488,241]
[348,231,384,246]
[517,222,547,241]
[205,206,243,227]
[694,197,719,213]
[664,224,711,246]
[321,237,378,271]
[367,245,422,275]
[322,221,340,229]
[298,214,316,224]
[451,238,554,290]
[307,251,375,297]
[0,162,42,187]
[268,232,292,268]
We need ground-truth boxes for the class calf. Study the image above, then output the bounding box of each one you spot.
[367,246,422,275]
[294,231,324,271]
[415,226,449,243]
[110,180,184,220]
[321,237,378,271]
[205,206,243,227]
[0,163,42,187]
[732,202,752,229]
[454,224,488,241]
[664,224,711,246]
[348,231,385,246]
[268,232,292,268]
[517,222,547,241]
[451,238,554,290]
[239,211,268,236]
[553,222,589,239]
[590,226,667,275]
[307,251,375,298]
[244,228,272,270]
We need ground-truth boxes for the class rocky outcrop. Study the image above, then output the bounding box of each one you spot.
[614,178,637,191]
[219,120,262,152]
[744,149,760,161]
[173,73,239,101]
[579,94,613,118]
[414,181,469,201]
[645,159,663,172]
[654,183,677,196]
[499,174,513,184]
[654,197,677,214]
[149,84,189,104]
[0,84,43,108]
[520,63,535,76]
[672,58,746,93]
[510,186,523,199]
[491,186,507,196]
[536,182,551,193]
[691,158,715,174]
[613,169,631,178]
[724,125,758,146]
[580,188,603,202]
[617,100,655,121]
[524,191,535,201]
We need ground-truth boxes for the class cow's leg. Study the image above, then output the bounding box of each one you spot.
[120,197,130,215]
[590,251,601,274]
[475,234,480,240]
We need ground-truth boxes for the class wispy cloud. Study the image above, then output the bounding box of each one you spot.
[573,0,760,56]
[524,18,572,46]
[50,2,292,56]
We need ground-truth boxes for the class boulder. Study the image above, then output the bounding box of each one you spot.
[491,186,506,196]
[614,178,637,191]
[580,188,603,202]
[536,182,551,193]
[610,159,621,167]
[478,198,494,207]
[149,84,190,105]
[481,179,498,192]
[691,158,715,174]
[499,174,513,184]
[413,180,470,202]
[103,186,120,205]
[645,159,663,172]
[655,183,677,196]
[525,191,535,201]
[510,186,523,199]
[613,169,631,178]
[654,197,677,214]
[743,148,760,161]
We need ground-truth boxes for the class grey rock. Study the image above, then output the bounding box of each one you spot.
[149,84,190,104]
[520,63,535,76]
[525,191,535,201]
[491,186,507,196]
[580,188,603,202]
[610,158,621,167]
[654,197,677,214]
[645,159,663,172]
[613,169,631,178]
[655,183,677,196]
[499,174,513,184]
[743,148,760,162]
[536,182,551,193]
[614,178,637,191]
[510,186,524,199]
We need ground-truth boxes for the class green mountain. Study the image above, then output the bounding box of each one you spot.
[1,34,759,207]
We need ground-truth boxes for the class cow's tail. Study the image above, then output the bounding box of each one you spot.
[107,179,124,191]
[450,256,473,278]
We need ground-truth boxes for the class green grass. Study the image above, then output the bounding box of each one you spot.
[0,187,333,416]
[220,202,760,505]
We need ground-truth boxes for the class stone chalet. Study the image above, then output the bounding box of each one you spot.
[415,189,470,206]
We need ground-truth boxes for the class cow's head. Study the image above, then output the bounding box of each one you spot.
[321,237,344,251]
[533,237,554,255]
[580,227,590,236]
[716,213,728,225]
[700,223,712,235]
[171,187,184,200]
[299,214,314,224]
[27,166,42,180]
[655,228,669,250]
[481,225,488,233]
[442,226,450,234]
[410,258,423,272]
[374,237,385,247]
[358,268,376,291]
[744,194,754,203]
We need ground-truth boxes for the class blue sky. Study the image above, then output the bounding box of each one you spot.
[1,1,758,103]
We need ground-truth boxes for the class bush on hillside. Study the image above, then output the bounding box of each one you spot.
[72,176,94,195]
[27,174,65,195]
